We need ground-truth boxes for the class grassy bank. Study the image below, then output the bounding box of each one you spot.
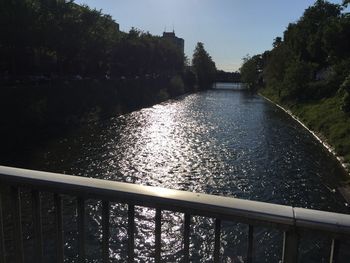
[261,87,350,172]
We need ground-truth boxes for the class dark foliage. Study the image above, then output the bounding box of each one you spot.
[0,0,185,78]
[241,0,350,164]
[0,0,203,162]
[240,0,350,102]
[192,42,217,89]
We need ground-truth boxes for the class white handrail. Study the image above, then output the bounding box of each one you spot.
[0,165,349,234]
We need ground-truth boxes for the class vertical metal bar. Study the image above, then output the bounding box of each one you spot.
[102,201,110,263]
[329,238,340,263]
[77,198,85,263]
[31,190,43,263]
[155,208,161,263]
[0,190,6,263]
[127,204,135,263]
[282,229,298,263]
[54,194,64,263]
[246,225,254,263]
[183,213,190,263]
[214,219,221,263]
[11,186,23,263]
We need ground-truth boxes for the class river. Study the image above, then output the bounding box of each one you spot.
[8,83,350,262]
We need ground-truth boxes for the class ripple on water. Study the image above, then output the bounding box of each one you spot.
[16,88,350,262]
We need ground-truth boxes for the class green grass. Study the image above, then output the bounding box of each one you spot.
[261,88,350,166]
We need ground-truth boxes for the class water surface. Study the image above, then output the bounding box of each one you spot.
[14,85,350,262]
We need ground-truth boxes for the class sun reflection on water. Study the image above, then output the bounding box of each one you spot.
[25,89,350,262]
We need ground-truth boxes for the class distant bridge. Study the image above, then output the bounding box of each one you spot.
[213,82,247,90]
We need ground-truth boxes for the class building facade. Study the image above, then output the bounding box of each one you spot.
[162,31,184,54]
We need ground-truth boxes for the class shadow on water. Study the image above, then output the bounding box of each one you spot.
[2,84,350,262]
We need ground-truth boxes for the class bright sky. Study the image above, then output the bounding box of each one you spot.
[75,0,343,72]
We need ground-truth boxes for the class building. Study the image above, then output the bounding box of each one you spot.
[162,31,184,54]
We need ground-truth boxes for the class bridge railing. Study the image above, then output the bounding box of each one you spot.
[0,165,349,263]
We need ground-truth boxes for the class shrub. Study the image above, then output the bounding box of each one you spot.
[168,75,185,96]
[340,74,350,113]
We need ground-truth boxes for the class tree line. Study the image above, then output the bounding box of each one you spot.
[0,0,184,78]
[0,0,218,163]
[0,0,218,102]
[240,0,350,162]
[0,0,217,86]
[240,0,350,111]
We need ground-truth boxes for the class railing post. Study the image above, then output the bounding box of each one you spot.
[214,219,221,263]
[54,194,64,263]
[11,186,23,263]
[329,238,340,263]
[155,208,161,263]
[183,214,190,263]
[246,225,254,263]
[282,228,298,263]
[77,198,85,263]
[102,201,110,263]
[31,190,43,263]
[0,189,6,263]
[127,204,135,263]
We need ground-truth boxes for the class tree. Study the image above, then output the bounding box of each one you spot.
[282,59,314,100]
[240,54,263,91]
[264,42,293,98]
[191,42,216,89]
[245,0,350,100]
[272,37,282,48]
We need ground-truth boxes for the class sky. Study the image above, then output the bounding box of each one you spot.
[75,0,343,72]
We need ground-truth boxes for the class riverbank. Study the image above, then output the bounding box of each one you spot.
[0,76,192,165]
[260,89,350,201]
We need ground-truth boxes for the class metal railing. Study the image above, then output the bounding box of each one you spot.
[0,165,350,262]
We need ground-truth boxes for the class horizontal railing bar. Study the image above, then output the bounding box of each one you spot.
[0,166,294,226]
[1,166,350,235]
[294,207,350,234]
